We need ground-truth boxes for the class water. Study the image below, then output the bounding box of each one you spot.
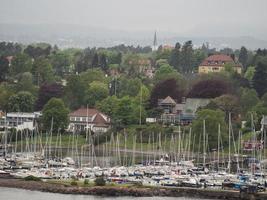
[0,187,212,200]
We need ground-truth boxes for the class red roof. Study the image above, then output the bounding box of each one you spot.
[200,54,241,67]
[93,113,109,125]
[69,108,99,117]
[69,107,110,125]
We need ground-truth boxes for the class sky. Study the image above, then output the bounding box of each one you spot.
[0,0,267,39]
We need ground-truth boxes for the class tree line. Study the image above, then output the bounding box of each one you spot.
[0,41,267,140]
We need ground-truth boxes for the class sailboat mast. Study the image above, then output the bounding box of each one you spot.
[203,119,206,167]
[217,124,220,170]
[139,84,142,125]
[228,113,231,173]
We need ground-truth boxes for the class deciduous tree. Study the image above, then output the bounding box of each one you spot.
[192,109,227,150]
[42,98,69,132]
[84,81,109,107]
[35,83,63,110]
[187,79,231,98]
[8,91,35,112]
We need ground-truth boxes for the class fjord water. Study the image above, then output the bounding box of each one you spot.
[0,187,212,200]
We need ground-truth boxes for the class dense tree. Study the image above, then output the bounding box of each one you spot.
[249,103,267,129]
[99,54,108,72]
[80,69,107,85]
[96,95,120,120]
[180,41,194,72]
[15,72,37,95]
[0,83,14,111]
[155,47,172,60]
[24,45,51,58]
[262,92,267,107]
[107,44,151,54]
[35,83,63,110]
[0,42,22,57]
[240,88,259,115]
[84,81,109,107]
[187,79,231,98]
[123,54,143,77]
[150,78,184,107]
[155,59,168,68]
[192,49,206,70]
[32,57,54,85]
[238,46,248,70]
[252,61,267,97]
[92,53,99,68]
[192,109,227,150]
[10,53,32,76]
[220,48,234,55]
[50,52,71,77]
[114,96,141,126]
[42,98,69,132]
[154,64,182,83]
[74,48,96,73]
[0,56,9,82]
[213,94,240,118]
[231,73,250,88]
[64,75,86,110]
[8,91,35,112]
[106,52,122,65]
[117,77,142,97]
[244,66,255,81]
[168,42,181,71]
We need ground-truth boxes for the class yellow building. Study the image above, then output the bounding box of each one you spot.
[198,54,242,74]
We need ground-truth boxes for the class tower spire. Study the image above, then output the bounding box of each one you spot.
[152,31,158,51]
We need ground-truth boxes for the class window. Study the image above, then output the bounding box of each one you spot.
[70,117,75,121]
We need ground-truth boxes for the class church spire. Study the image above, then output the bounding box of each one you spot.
[152,31,158,51]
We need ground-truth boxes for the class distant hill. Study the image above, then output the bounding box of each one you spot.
[0,23,267,49]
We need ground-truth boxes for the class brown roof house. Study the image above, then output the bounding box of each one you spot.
[68,107,111,133]
[198,54,242,74]
[157,96,181,124]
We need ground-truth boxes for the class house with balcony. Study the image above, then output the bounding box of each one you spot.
[68,107,110,133]
[0,112,41,130]
[152,96,210,125]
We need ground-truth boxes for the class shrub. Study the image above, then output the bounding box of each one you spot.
[70,180,78,186]
[94,176,106,186]
[23,175,41,181]
[84,179,89,185]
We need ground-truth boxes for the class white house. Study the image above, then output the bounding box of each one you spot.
[68,107,111,133]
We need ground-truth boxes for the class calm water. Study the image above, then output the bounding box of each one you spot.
[0,187,212,200]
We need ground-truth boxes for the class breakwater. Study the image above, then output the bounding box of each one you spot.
[0,178,266,200]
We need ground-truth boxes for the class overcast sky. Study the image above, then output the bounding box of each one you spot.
[1,0,267,39]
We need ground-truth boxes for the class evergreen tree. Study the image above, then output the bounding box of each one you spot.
[239,46,248,70]
[180,40,194,73]
[32,57,54,85]
[168,42,181,71]
[99,54,108,72]
[10,53,32,76]
[92,53,99,68]
[253,61,267,97]
[0,56,9,81]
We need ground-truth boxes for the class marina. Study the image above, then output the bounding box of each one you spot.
[0,124,267,199]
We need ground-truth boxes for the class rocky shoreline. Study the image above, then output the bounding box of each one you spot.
[0,178,267,200]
